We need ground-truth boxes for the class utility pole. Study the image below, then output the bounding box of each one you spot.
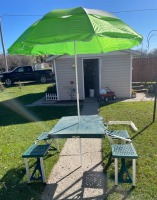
[0,17,8,72]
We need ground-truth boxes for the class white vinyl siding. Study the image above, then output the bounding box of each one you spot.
[101,54,131,98]
[55,58,84,100]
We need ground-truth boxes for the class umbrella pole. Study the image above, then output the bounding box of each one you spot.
[74,41,82,166]
[74,40,80,121]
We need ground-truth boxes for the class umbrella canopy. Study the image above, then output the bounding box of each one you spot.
[8,7,142,55]
[8,7,143,120]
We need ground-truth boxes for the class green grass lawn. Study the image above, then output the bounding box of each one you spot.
[99,101,157,199]
[0,83,77,200]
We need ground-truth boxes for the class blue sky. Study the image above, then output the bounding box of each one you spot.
[0,0,157,54]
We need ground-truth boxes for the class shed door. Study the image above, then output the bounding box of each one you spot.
[83,59,99,98]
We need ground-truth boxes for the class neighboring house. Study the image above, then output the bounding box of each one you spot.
[46,50,139,101]
[34,63,44,70]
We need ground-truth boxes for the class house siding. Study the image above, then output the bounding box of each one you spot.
[55,57,84,100]
[101,54,131,98]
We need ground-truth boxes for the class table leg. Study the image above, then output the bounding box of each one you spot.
[56,139,59,151]
[132,159,136,186]
[24,158,30,183]
[115,158,118,185]
[40,158,46,183]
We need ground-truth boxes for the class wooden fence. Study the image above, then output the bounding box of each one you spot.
[132,58,157,82]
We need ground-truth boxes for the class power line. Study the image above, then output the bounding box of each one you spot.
[0,14,43,17]
[112,8,157,13]
[0,8,157,17]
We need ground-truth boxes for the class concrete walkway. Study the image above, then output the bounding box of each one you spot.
[41,100,106,200]
[121,92,154,102]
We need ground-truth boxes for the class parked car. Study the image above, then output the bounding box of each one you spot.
[0,66,55,86]
[98,87,116,102]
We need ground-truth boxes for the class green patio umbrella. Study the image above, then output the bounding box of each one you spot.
[8,7,143,119]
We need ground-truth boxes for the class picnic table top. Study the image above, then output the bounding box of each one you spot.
[48,115,106,138]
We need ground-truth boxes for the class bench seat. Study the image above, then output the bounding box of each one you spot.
[111,143,138,186]
[22,144,51,183]
[22,144,50,158]
[112,143,138,159]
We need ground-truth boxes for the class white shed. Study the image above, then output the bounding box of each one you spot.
[46,50,138,101]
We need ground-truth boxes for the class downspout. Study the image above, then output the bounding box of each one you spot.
[53,59,60,101]
[99,57,102,92]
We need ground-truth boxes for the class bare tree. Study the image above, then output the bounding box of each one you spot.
[148,48,157,57]
[0,54,36,72]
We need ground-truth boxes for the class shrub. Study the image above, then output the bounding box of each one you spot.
[46,84,57,94]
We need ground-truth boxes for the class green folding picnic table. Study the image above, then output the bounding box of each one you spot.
[48,115,106,165]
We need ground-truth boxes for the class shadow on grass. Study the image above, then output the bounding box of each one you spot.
[0,148,59,200]
[101,150,135,199]
[0,166,43,200]
[121,186,135,200]
[131,122,153,140]
[0,93,77,126]
[1,92,45,108]
[99,100,118,108]
[3,81,54,88]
